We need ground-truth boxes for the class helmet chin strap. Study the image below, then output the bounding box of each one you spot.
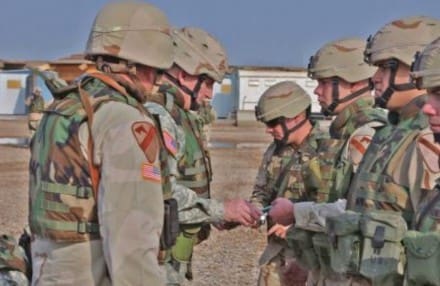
[163,72,205,111]
[274,117,308,150]
[375,60,416,108]
[322,78,373,116]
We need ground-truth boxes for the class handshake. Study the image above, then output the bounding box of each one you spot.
[215,199,272,230]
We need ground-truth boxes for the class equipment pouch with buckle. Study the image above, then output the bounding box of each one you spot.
[286,227,320,270]
[325,211,361,275]
[359,211,406,285]
[403,230,440,286]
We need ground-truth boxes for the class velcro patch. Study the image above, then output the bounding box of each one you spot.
[132,121,159,163]
[163,130,178,157]
[141,163,161,183]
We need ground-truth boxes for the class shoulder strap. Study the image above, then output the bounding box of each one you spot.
[271,155,298,201]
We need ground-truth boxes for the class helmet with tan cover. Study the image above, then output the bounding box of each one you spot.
[85,1,174,69]
[255,81,311,123]
[364,16,440,108]
[172,27,229,83]
[411,37,440,90]
[308,38,375,115]
[364,16,440,66]
[308,37,376,83]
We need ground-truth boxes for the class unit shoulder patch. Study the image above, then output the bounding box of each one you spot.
[162,130,178,157]
[417,132,440,174]
[131,121,159,163]
[348,135,372,166]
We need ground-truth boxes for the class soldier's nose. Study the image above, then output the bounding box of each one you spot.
[423,103,437,116]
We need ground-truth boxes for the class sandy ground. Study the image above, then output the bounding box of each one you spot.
[0,118,271,285]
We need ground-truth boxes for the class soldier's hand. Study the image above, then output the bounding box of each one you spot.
[223,199,262,227]
[267,223,292,239]
[268,198,294,226]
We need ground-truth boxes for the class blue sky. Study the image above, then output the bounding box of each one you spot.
[1,0,439,67]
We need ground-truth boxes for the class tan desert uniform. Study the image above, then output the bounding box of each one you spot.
[29,2,176,285]
[29,74,165,286]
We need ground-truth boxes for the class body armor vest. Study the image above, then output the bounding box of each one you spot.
[29,73,172,242]
[150,86,212,198]
[348,95,428,224]
[318,96,387,203]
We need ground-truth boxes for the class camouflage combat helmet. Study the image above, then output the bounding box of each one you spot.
[364,16,440,108]
[411,37,440,90]
[85,1,174,69]
[172,27,229,83]
[308,37,376,83]
[308,38,375,115]
[365,16,440,66]
[255,81,311,123]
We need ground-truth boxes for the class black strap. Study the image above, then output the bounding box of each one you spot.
[270,154,298,201]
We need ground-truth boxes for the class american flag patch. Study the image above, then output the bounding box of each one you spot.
[163,131,178,156]
[142,163,161,182]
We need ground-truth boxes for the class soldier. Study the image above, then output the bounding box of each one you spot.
[270,16,440,286]
[308,37,387,203]
[405,36,440,286]
[145,27,261,285]
[25,87,45,137]
[29,2,175,285]
[269,38,386,285]
[251,81,326,286]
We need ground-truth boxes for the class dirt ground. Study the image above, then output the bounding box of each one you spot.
[0,118,272,285]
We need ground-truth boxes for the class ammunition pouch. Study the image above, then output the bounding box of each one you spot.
[324,211,362,276]
[286,227,320,270]
[403,231,440,286]
[359,211,406,285]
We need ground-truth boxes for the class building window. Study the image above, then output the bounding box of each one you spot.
[265,79,277,87]
[248,79,260,87]
[7,79,21,89]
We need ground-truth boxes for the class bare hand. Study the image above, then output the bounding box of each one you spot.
[268,198,294,226]
[267,223,292,239]
[223,199,262,227]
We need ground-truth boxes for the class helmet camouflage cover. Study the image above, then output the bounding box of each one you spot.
[85,1,174,69]
[255,81,311,122]
[364,16,440,66]
[172,27,229,83]
[411,36,440,90]
[308,37,376,83]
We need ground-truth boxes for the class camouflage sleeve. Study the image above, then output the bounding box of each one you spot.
[345,123,377,172]
[146,102,225,224]
[250,143,276,209]
[91,102,165,285]
[294,199,347,231]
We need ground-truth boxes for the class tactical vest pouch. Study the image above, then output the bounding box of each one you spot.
[286,227,319,270]
[325,211,361,275]
[403,231,440,286]
[332,158,353,201]
[312,233,333,277]
[359,211,406,285]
